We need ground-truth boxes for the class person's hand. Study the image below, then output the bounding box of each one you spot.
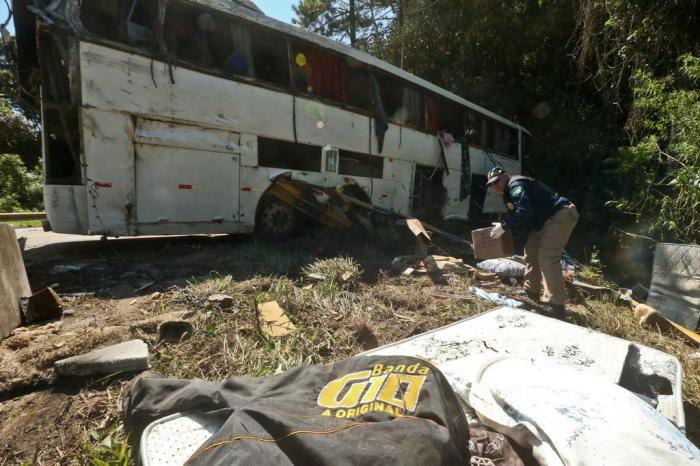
[490,222,505,239]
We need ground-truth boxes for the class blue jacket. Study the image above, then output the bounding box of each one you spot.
[502,176,571,238]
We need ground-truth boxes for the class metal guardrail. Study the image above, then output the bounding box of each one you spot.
[0,212,47,222]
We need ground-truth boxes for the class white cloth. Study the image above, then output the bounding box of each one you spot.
[439,356,700,466]
[477,258,526,278]
[490,222,505,239]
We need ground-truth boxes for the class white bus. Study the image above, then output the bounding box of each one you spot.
[13,0,529,238]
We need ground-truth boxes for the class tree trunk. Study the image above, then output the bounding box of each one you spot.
[349,0,357,47]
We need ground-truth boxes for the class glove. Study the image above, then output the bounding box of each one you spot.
[490,222,505,239]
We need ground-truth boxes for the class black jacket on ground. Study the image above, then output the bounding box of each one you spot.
[123,355,470,465]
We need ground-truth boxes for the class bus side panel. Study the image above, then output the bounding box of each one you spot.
[387,158,413,216]
[82,108,136,236]
[442,143,470,221]
[370,120,440,167]
[294,97,370,155]
[44,185,89,234]
[79,42,295,142]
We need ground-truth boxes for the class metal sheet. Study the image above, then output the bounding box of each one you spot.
[83,108,136,236]
[648,243,700,330]
[364,307,686,431]
[135,146,240,225]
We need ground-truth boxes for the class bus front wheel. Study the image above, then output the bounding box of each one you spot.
[256,197,298,239]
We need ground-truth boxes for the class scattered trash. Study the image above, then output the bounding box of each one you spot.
[59,291,96,298]
[468,287,526,308]
[464,357,700,466]
[135,281,156,293]
[471,227,514,260]
[62,309,75,317]
[257,301,295,337]
[54,339,150,376]
[561,250,576,281]
[477,257,526,278]
[306,273,326,281]
[158,321,194,344]
[634,303,700,347]
[127,356,469,465]
[23,287,64,324]
[207,294,233,310]
[51,264,86,273]
[391,255,421,272]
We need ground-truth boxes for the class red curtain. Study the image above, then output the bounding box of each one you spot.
[307,48,347,103]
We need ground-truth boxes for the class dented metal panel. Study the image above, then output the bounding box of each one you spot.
[442,143,469,220]
[79,43,295,141]
[135,144,240,225]
[294,97,371,155]
[44,185,89,234]
[83,109,136,235]
[135,119,241,154]
[387,158,413,216]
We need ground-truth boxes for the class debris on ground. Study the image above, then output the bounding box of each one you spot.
[257,301,296,337]
[207,294,234,310]
[158,321,194,344]
[23,287,63,324]
[468,287,527,308]
[477,257,526,278]
[54,339,150,376]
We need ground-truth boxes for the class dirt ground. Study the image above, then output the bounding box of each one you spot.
[1,228,699,465]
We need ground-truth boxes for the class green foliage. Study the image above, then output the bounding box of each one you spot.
[0,153,43,212]
[606,55,700,243]
[80,421,132,466]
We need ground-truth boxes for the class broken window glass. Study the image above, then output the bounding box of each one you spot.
[338,150,384,178]
[345,59,371,110]
[81,0,156,47]
[258,138,321,172]
[425,94,463,135]
[164,2,289,86]
[375,72,424,128]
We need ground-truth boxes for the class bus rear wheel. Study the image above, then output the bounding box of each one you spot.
[256,197,298,239]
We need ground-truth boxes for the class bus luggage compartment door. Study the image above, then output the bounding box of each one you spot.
[134,120,240,227]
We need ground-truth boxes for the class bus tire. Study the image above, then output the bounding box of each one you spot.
[255,196,298,239]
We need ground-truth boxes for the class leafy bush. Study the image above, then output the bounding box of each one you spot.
[606,55,700,243]
[0,153,43,212]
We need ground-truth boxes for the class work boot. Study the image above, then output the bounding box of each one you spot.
[542,303,566,319]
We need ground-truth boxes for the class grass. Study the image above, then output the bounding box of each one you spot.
[6,219,42,228]
[4,237,699,464]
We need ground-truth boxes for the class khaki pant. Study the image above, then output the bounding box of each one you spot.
[524,204,579,306]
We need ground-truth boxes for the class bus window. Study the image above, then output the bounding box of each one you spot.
[376,72,423,128]
[345,59,371,110]
[248,27,289,87]
[81,0,157,47]
[164,3,213,66]
[293,43,346,102]
[339,150,384,178]
[258,138,322,172]
[425,95,463,135]
[164,2,289,86]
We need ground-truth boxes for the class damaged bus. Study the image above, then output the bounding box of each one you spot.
[12,0,529,238]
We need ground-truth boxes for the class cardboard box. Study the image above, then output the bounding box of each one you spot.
[471,227,514,260]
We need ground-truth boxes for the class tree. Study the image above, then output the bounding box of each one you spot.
[293,0,399,57]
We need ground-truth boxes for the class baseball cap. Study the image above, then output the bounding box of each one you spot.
[486,167,505,186]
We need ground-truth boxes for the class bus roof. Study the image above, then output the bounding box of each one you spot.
[198,0,528,133]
